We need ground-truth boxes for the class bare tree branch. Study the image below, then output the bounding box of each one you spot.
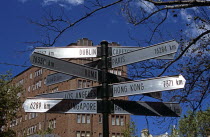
[158,29,210,76]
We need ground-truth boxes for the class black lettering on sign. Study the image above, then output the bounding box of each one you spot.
[154,46,167,55]
[169,45,176,51]
[64,93,73,99]
[37,51,46,55]
[79,49,97,56]
[44,103,51,109]
[74,102,96,111]
[163,80,174,87]
[30,102,41,109]
[176,79,183,85]
[113,49,132,56]
[112,56,125,65]
[113,85,127,94]
[49,52,54,56]
[33,56,46,65]
[47,60,54,68]
[114,105,124,112]
[85,69,97,79]
[130,83,144,91]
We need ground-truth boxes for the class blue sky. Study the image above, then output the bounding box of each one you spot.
[0,0,201,75]
[0,0,209,136]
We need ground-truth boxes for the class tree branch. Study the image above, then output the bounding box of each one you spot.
[158,29,210,76]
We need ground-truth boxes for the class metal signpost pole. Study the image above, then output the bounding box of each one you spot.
[101,41,109,137]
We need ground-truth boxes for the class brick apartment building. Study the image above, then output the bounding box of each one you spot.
[9,38,130,137]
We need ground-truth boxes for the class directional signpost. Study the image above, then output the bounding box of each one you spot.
[112,75,186,97]
[23,98,98,114]
[31,52,100,82]
[111,47,175,59]
[110,40,179,68]
[113,100,181,117]
[23,98,181,117]
[25,40,186,137]
[36,87,99,99]
[34,46,99,58]
[38,75,185,99]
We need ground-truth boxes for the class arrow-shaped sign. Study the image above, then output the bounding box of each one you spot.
[45,60,101,86]
[111,47,175,59]
[113,100,181,117]
[23,99,181,117]
[110,40,179,68]
[36,87,99,99]
[30,52,101,82]
[112,75,186,97]
[36,75,185,99]
[23,98,98,114]
[34,46,99,58]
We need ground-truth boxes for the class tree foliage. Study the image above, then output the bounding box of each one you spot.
[122,121,138,137]
[179,108,210,137]
[0,72,22,137]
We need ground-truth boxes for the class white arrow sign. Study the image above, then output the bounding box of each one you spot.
[23,99,98,114]
[113,100,181,117]
[30,52,100,82]
[34,46,98,58]
[111,47,175,59]
[112,75,186,97]
[36,87,98,99]
[110,40,179,68]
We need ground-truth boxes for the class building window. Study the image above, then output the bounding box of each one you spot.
[77,114,91,124]
[39,122,42,130]
[77,115,81,123]
[49,118,56,129]
[76,131,90,137]
[35,69,43,77]
[120,116,124,126]
[29,73,32,79]
[52,87,58,93]
[112,133,124,137]
[78,80,93,88]
[111,115,124,126]
[28,86,30,92]
[116,116,120,125]
[78,80,83,88]
[86,115,90,123]
[99,115,102,123]
[112,115,115,125]
[82,114,86,123]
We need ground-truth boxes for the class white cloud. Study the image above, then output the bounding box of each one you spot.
[18,0,84,6]
[18,0,29,3]
[180,9,193,23]
[136,0,156,14]
[43,0,84,5]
